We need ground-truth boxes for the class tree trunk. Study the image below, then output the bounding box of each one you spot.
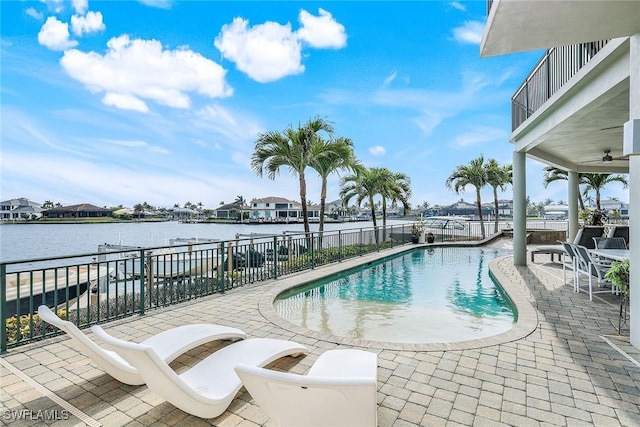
[493,187,499,233]
[319,178,327,233]
[369,196,377,228]
[299,173,310,234]
[382,199,387,227]
[476,189,486,239]
[578,192,585,211]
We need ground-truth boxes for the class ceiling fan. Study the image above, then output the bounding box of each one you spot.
[582,149,629,163]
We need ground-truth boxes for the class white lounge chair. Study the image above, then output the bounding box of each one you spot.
[235,349,378,427]
[37,305,247,385]
[91,325,308,419]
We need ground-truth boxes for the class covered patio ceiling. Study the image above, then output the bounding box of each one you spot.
[481,1,640,57]
[517,79,630,175]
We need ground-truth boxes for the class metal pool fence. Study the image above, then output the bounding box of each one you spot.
[1,220,565,352]
[3,224,421,351]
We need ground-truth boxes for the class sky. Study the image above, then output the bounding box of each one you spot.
[0,0,630,211]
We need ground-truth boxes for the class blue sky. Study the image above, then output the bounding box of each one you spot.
[1,1,629,210]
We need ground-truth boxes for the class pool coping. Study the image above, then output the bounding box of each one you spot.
[258,243,539,352]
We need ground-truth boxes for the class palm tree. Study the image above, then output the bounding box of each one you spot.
[446,155,487,239]
[309,136,359,233]
[581,173,628,210]
[340,167,382,228]
[251,116,334,234]
[234,196,246,221]
[375,168,411,227]
[543,167,629,211]
[543,167,585,210]
[485,159,512,233]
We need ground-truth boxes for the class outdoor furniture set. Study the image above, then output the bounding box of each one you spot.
[37,305,378,426]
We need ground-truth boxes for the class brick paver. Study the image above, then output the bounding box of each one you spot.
[1,243,639,426]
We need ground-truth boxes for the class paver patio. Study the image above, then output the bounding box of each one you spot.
[1,241,639,426]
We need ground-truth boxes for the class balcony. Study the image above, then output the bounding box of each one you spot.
[511,40,610,131]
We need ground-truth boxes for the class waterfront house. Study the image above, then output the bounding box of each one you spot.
[249,197,321,222]
[601,198,630,219]
[438,201,491,219]
[481,0,639,347]
[0,198,42,220]
[41,203,111,219]
[215,202,248,220]
[543,203,569,220]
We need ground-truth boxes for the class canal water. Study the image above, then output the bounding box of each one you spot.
[0,220,390,262]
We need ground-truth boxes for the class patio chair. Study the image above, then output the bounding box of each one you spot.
[531,226,604,262]
[572,245,615,301]
[37,305,247,385]
[235,349,378,427]
[559,241,579,290]
[607,225,629,247]
[91,325,308,419]
[593,237,628,249]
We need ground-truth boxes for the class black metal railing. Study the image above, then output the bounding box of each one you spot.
[1,219,563,351]
[511,40,610,130]
[3,225,422,351]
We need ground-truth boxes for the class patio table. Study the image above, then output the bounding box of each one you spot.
[589,249,630,262]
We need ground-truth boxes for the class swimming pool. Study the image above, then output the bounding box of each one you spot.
[274,246,516,344]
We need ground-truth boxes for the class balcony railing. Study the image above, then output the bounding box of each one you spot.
[511,40,610,131]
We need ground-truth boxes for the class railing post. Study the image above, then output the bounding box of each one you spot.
[1,263,7,354]
[359,228,363,256]
[219,242,225,293]
[310,232,315,269]
[272,236,278,279]
[227,243,234,287]
[139,249,145,315]
[338,231,342,261]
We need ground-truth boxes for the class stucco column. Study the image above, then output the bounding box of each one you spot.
[628,34,640,349]
[513,150,527,266]
[567,171,579,241]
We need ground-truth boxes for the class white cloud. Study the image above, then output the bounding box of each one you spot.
[71,11,105,36]
[451,126,508,148]
[138,0,173,9]
[0,151,285,208]
[450,2,466,12]
[60,35,232,112]
[194,104,264,144]
[102,92,149,112]
[105,139,148,148]
[453,21,485,44]
[297,8,347,49]
[72,0,88,15]
[25,7,44,20]
[215,9,346,83]
[215,17,303,83]
[369,146,386,156]
[103,138,170,154]
[38,17,78,51]
[382,71,397,87]
[42,0,65,14]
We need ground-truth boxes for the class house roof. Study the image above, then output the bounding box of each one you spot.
[216,202,247,211]
[251,196,294,204]
[43,203,110,212]
[1,198,41,208]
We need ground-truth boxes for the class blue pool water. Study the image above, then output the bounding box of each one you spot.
[274,246,516,344]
